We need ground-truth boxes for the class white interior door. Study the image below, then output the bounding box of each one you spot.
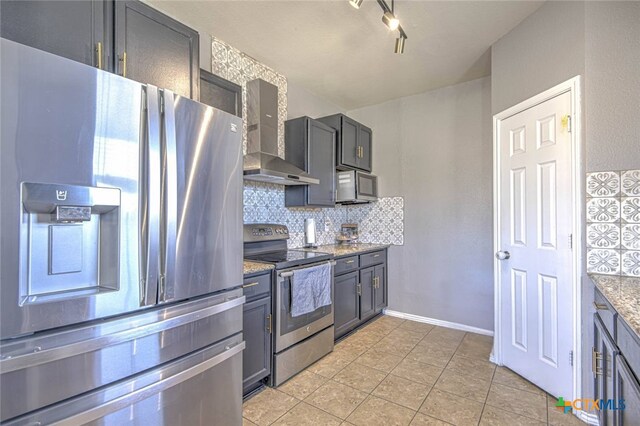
[496,91,574,398]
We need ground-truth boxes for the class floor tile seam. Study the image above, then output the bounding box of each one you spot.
[488,378,548,399]
[419,386,487,426]
[483,397,549,423]
[370,384,427,413]
[301,381,369,422]
[266,399,304,426]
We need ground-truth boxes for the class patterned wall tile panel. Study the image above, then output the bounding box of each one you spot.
[587,169,640,277]
[243,181,404,247]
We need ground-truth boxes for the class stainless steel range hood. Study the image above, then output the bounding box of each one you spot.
[243,79,319,186]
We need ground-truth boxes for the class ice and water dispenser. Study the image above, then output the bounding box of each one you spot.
[20,182,120,304]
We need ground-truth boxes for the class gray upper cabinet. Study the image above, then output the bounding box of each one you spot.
[115,0,199,99]
[318,113,372,172]
[1,0,111,70]
[199,69,242,117]
[285,117,336,208]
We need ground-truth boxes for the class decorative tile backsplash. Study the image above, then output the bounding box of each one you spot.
[208,36,404,247]
[243,181,404,247]
[587,170,640,276]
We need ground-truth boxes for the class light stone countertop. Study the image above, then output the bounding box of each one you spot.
[243,260,274,276]
[590,274,640,339]
[300,243,390,258]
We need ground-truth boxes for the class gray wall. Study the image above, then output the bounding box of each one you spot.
[491,0,640,401]
[491,1,585,115]
[349,77,494,331]
[585,1,640,172]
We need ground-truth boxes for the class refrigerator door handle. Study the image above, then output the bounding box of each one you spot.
[0,295,245,373]
[139,85,162,306]
[159,89,178,303]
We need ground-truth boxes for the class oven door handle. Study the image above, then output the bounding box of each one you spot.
[278,261,336,279]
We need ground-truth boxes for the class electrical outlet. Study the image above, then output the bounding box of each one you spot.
[324,217,331,232]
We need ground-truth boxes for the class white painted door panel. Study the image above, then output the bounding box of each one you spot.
[498,91,573,398]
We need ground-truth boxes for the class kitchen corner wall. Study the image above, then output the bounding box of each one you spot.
[208,36,404,247]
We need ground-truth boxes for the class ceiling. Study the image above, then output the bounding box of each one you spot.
[149,0,544,110]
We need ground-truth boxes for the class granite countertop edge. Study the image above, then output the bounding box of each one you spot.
[299,243,391,257]
[243,260,275,276]
[589,273,640,340]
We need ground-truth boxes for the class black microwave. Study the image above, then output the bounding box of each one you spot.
[336,170,378,204]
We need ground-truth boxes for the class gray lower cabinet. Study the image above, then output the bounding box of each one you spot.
[1,0,111,70]
[616,356,640,425]
[359,267,376,321]
[594,313,618,426]
[242,272,272,394]
[593,288,640,425]
[334,249,388,340]
[285,117,337,207]
[334,271,360,337]
[115,0,199,99]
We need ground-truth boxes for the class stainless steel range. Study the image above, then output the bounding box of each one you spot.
[244,224,335,386]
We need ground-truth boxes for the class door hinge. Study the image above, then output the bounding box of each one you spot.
[160,95,165,113]
[569,234,573,250]
[569,350,574,366]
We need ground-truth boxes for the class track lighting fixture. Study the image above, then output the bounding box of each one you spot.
[394,36,405,54]
[347,0,408,53]
[382,11,399,31]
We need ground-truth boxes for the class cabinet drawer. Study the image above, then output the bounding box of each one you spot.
[243,272,271,301]
[335,256,359,275]
[617,317,640,378]
[594,288,617,340]
[360,250,385,268]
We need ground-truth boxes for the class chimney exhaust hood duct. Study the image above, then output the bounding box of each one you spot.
[243,79,319,186]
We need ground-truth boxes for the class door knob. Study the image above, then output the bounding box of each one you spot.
[495,251,511,260]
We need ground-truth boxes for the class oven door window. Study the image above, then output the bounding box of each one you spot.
[280,276,332,335]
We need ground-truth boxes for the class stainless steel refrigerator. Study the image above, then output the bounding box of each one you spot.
[0,38,245,425]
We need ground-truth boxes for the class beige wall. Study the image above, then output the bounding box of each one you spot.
[349,77,494,332]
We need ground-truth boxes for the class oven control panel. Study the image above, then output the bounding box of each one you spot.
[244,223,289,242]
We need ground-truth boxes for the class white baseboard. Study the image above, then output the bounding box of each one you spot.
[383,309,494,336]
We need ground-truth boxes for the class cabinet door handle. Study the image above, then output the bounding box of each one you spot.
[243,282,259,288]
[372,254,380,258]
[266,314,272,333]
[119,52,127,77]
[592,347,603,377]
[593,301,608,310]
[95,42,103,70]
[345,260,355,264]
[357,283,362,295]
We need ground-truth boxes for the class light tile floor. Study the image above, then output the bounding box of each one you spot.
[243,315,585,426]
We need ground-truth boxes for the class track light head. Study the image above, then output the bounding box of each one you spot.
[394,36,405,54]
[349,0,364,9]
[382,11,399,31]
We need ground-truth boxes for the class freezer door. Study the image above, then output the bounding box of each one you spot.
[5,334,245,426]
[0,288,244,422]
[159,91,244,302]
[0,39,161,338]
